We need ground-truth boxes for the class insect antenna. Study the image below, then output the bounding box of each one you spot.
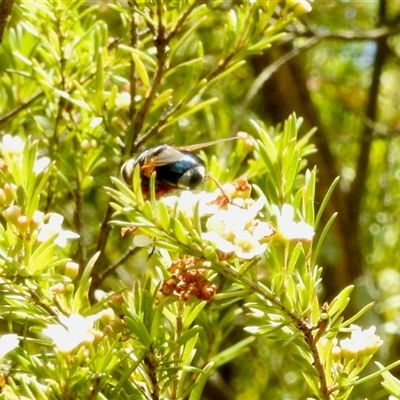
[177,137,238,152]
[205,174,233,206]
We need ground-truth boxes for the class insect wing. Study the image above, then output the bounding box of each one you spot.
[176,137,237,152]
[145,146,185,167]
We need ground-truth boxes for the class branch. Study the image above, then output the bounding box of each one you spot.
[134,99,184,149]
[0,0,14,45]
[128,1,137,123]
[214,259,329,397]
[243,36,319,110]
[89,203,114,301]
[0,92,44,124]
[126,0,168,156]
[346,0,388,239]
[95,246,141,285]
[291,22,400,41]
[166,0,201,42]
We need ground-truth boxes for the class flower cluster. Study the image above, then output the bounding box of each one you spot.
[37,213,80,248]
[2,206,79,248]
[202,196,275,259]
[326,324,383,378]
[131,179,315,262]
[160,257,216,301]
[162,179,275,260]
[42,313,100,353]
[162,179,314,260]
[332,324,383,361]
[1,134,50,174]
[272,204,314,241]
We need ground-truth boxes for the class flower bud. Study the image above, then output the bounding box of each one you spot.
[81,139,90,151]
[30,210,44,230]
[237,131,253,149]
[17,215,29,233]
[111,294,124,305]
[64,261,80,280]
[3,184,16,204]
[3,205,22,226]
[286,0,312,15]
[91,329,104,343]
[99,308,115,326]
[50,283,66,295]
[0,189,6,205]
[331,345,342,362]
[103,325,115,335]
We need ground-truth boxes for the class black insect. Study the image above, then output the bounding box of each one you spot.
[121,138,236,196]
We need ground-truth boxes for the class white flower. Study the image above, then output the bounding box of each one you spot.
[340,324,383,358]
[0,334,19,358]
[272,204,314,240]
[33,156,51,174]
[234,230,268,259]
[133,234,156,247]
[115,91,131,108]
[1,134,24,156]
[1,134,51,175]
[42,313,99,352]
[37,213,79,247]
[203,195,274,259]
[163,190,220,218]
[202,231,236,254]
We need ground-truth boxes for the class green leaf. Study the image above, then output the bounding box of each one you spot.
[177,332,200,395]
[340,302,375,327]
[166,98,219,126]
[28,241,57,275]
[158,201,171,232]
[188,362,215,400]
[124,314,152,347]
[26,161,55,218]
[376,361,400,397]
[302,370,321,398]
[94,47,105,114]
[183,302,206,329]
[314,176,340,229]
[131,52,150,89]
[118,44,157,67]
[211,337,255,368]
[54,89,92,111]
[71,252,99,313]
[287,242,304,275]
[327,285,354,324]
[171,218,190,246]
[304,168,316,226]
[168,15,207,61]
[312,212,337,266]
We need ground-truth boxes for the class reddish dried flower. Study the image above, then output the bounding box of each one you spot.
[210,193,231,208]
[160,257,216,301]
[121,227,137,237]
[234,177,251,193]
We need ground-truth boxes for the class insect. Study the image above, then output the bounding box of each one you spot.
[121,138,237,196]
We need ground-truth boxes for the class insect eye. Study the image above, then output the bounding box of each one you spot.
[177,165,206,189]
